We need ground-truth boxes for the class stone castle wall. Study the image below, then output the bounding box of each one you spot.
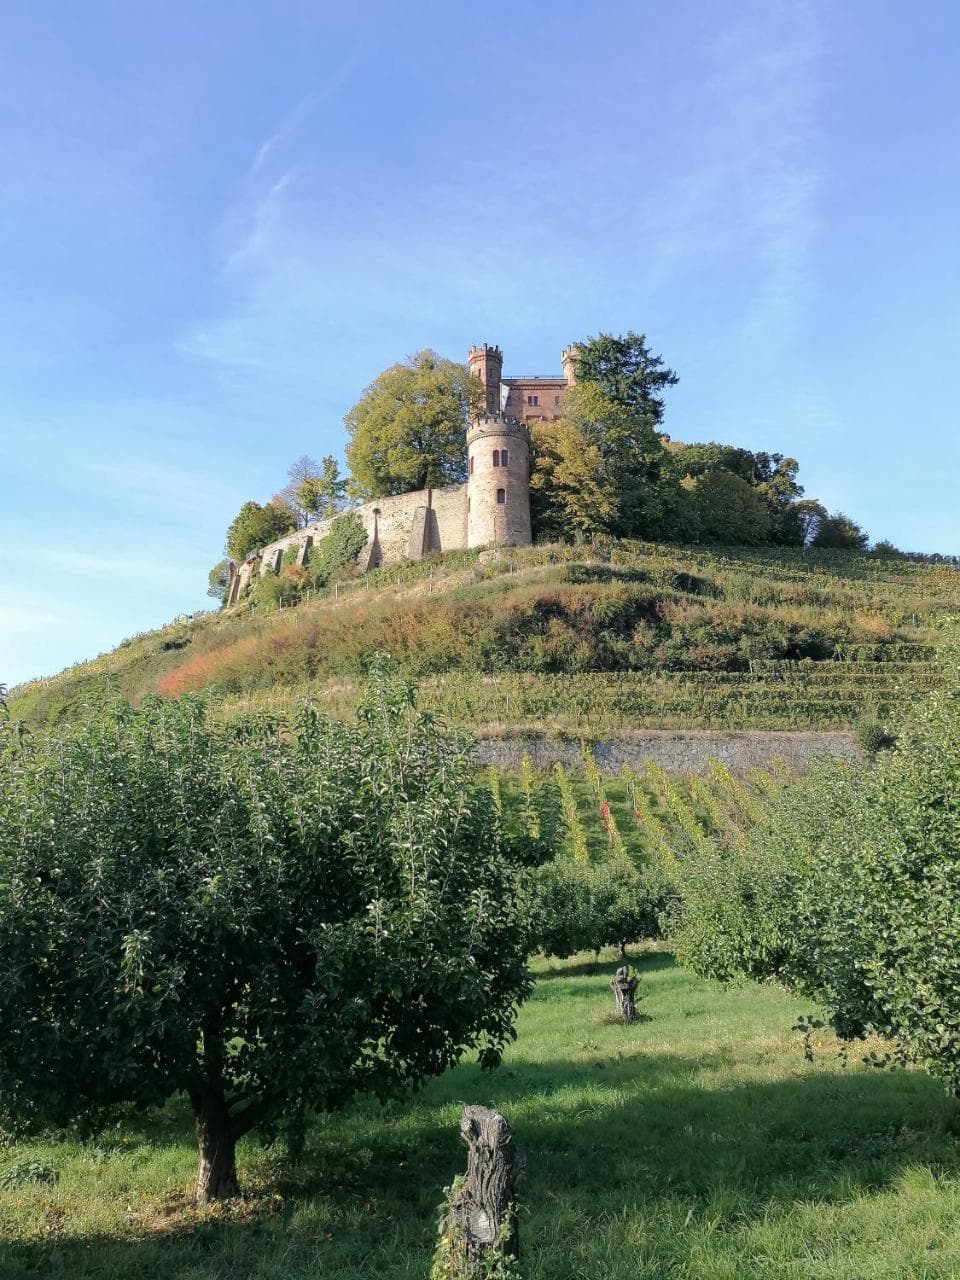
[229,483,471,603]
[227,344,563,605]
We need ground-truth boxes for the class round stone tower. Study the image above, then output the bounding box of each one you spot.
[467,344,504,416]
[466,413,532,549]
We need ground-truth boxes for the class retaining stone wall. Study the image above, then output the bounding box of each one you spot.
[472,729,862,775]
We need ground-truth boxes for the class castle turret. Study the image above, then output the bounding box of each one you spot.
[561,343,580,387]
[466,413,532,549]
[467,343,504,416]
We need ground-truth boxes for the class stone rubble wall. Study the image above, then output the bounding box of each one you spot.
[472,729,862,775]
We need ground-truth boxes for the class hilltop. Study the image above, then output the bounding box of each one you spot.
[9,540,954,737]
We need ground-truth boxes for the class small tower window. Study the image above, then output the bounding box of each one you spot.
[492,449,500,467]
[496,488,506,505]
[501,448,509,467]
[469,455,474,475]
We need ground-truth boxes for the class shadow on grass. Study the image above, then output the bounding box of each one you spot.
[3,959,959,1279]
[537,950,674,981]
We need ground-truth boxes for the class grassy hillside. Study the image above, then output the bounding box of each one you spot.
[10,540,955,733]
[4,949,960,1279]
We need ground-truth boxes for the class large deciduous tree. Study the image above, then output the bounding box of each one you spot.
[573,330,678,425]
[344,350,482,499]
[682,470,773,545]
[811,510,869,550]
[0,670,534,1203]
[224,499,295,563]
[557,382,675,539]
[528,418,618,541]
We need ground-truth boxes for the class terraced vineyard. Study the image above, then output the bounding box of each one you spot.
[491,749,783,869]
[418,652,938,731]
[9,539,957,733]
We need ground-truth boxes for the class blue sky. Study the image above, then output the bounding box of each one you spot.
[2,0,959,688]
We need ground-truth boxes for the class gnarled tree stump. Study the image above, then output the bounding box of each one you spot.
[610,965,639,1024]
[441,1105,521,1277]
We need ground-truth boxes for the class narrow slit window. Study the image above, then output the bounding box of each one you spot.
[469,455,474,475]
[501,448,509,467]
[492,449,500,467]
[496,488,506,505]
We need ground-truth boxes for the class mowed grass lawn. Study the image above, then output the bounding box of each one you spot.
[3,951,960,1279]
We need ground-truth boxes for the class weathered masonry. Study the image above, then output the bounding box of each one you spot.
[227,343,576,605]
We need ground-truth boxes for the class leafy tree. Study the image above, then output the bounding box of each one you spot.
[528,418,618,541]
[683,470,772,545]
[280,455,323,527]
[224,500,295,563]
[573,331,678,424]
[869,539,908,559]
[560,383,673,538]
[206,560,233,605]
[782,498,828,547]
[528,856,673,959]
[811,511,869,551]
[667,443,804,544]
[298,456,347,522]
[674,654,960,1098]
[0,669,535,1203]
[345,350,482,499]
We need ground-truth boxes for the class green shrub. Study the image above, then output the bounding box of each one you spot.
[854,713,897,756]
[306,513,368,588]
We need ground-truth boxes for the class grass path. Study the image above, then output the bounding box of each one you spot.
[3,951,960,1278]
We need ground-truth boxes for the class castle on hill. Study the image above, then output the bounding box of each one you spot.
[226,343,577,606]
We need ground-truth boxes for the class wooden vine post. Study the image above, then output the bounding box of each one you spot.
[433,1105,521,1278]
[610,964,639,1024]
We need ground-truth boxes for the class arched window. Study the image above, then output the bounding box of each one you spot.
[469,455,474,475]
[492,449,500,467]
[496,488,506,505]
[501,448,509,467]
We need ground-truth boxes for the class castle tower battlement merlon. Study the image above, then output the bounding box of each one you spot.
[561,343,580,387]
[466,412,530,443]
[467,343,504,416]
[466,411,532,551]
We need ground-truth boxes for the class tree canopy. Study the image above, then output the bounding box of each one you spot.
[811,510,869,550]
[573,330,678,424]
[674,650,960,1098]
[344,350,481,499]
[0,670,535,1202]
[528,418,618,541]
[682,469,773,545]
[206,559,232,604]
[225,499,295,563]
[297,455,347,522]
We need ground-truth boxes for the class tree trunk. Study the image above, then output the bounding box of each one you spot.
[192,1089,240,1204]
[610,964,639,1024]
[442,1106,521,1277]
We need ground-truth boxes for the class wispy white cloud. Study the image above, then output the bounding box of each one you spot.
[246,50,363,183]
